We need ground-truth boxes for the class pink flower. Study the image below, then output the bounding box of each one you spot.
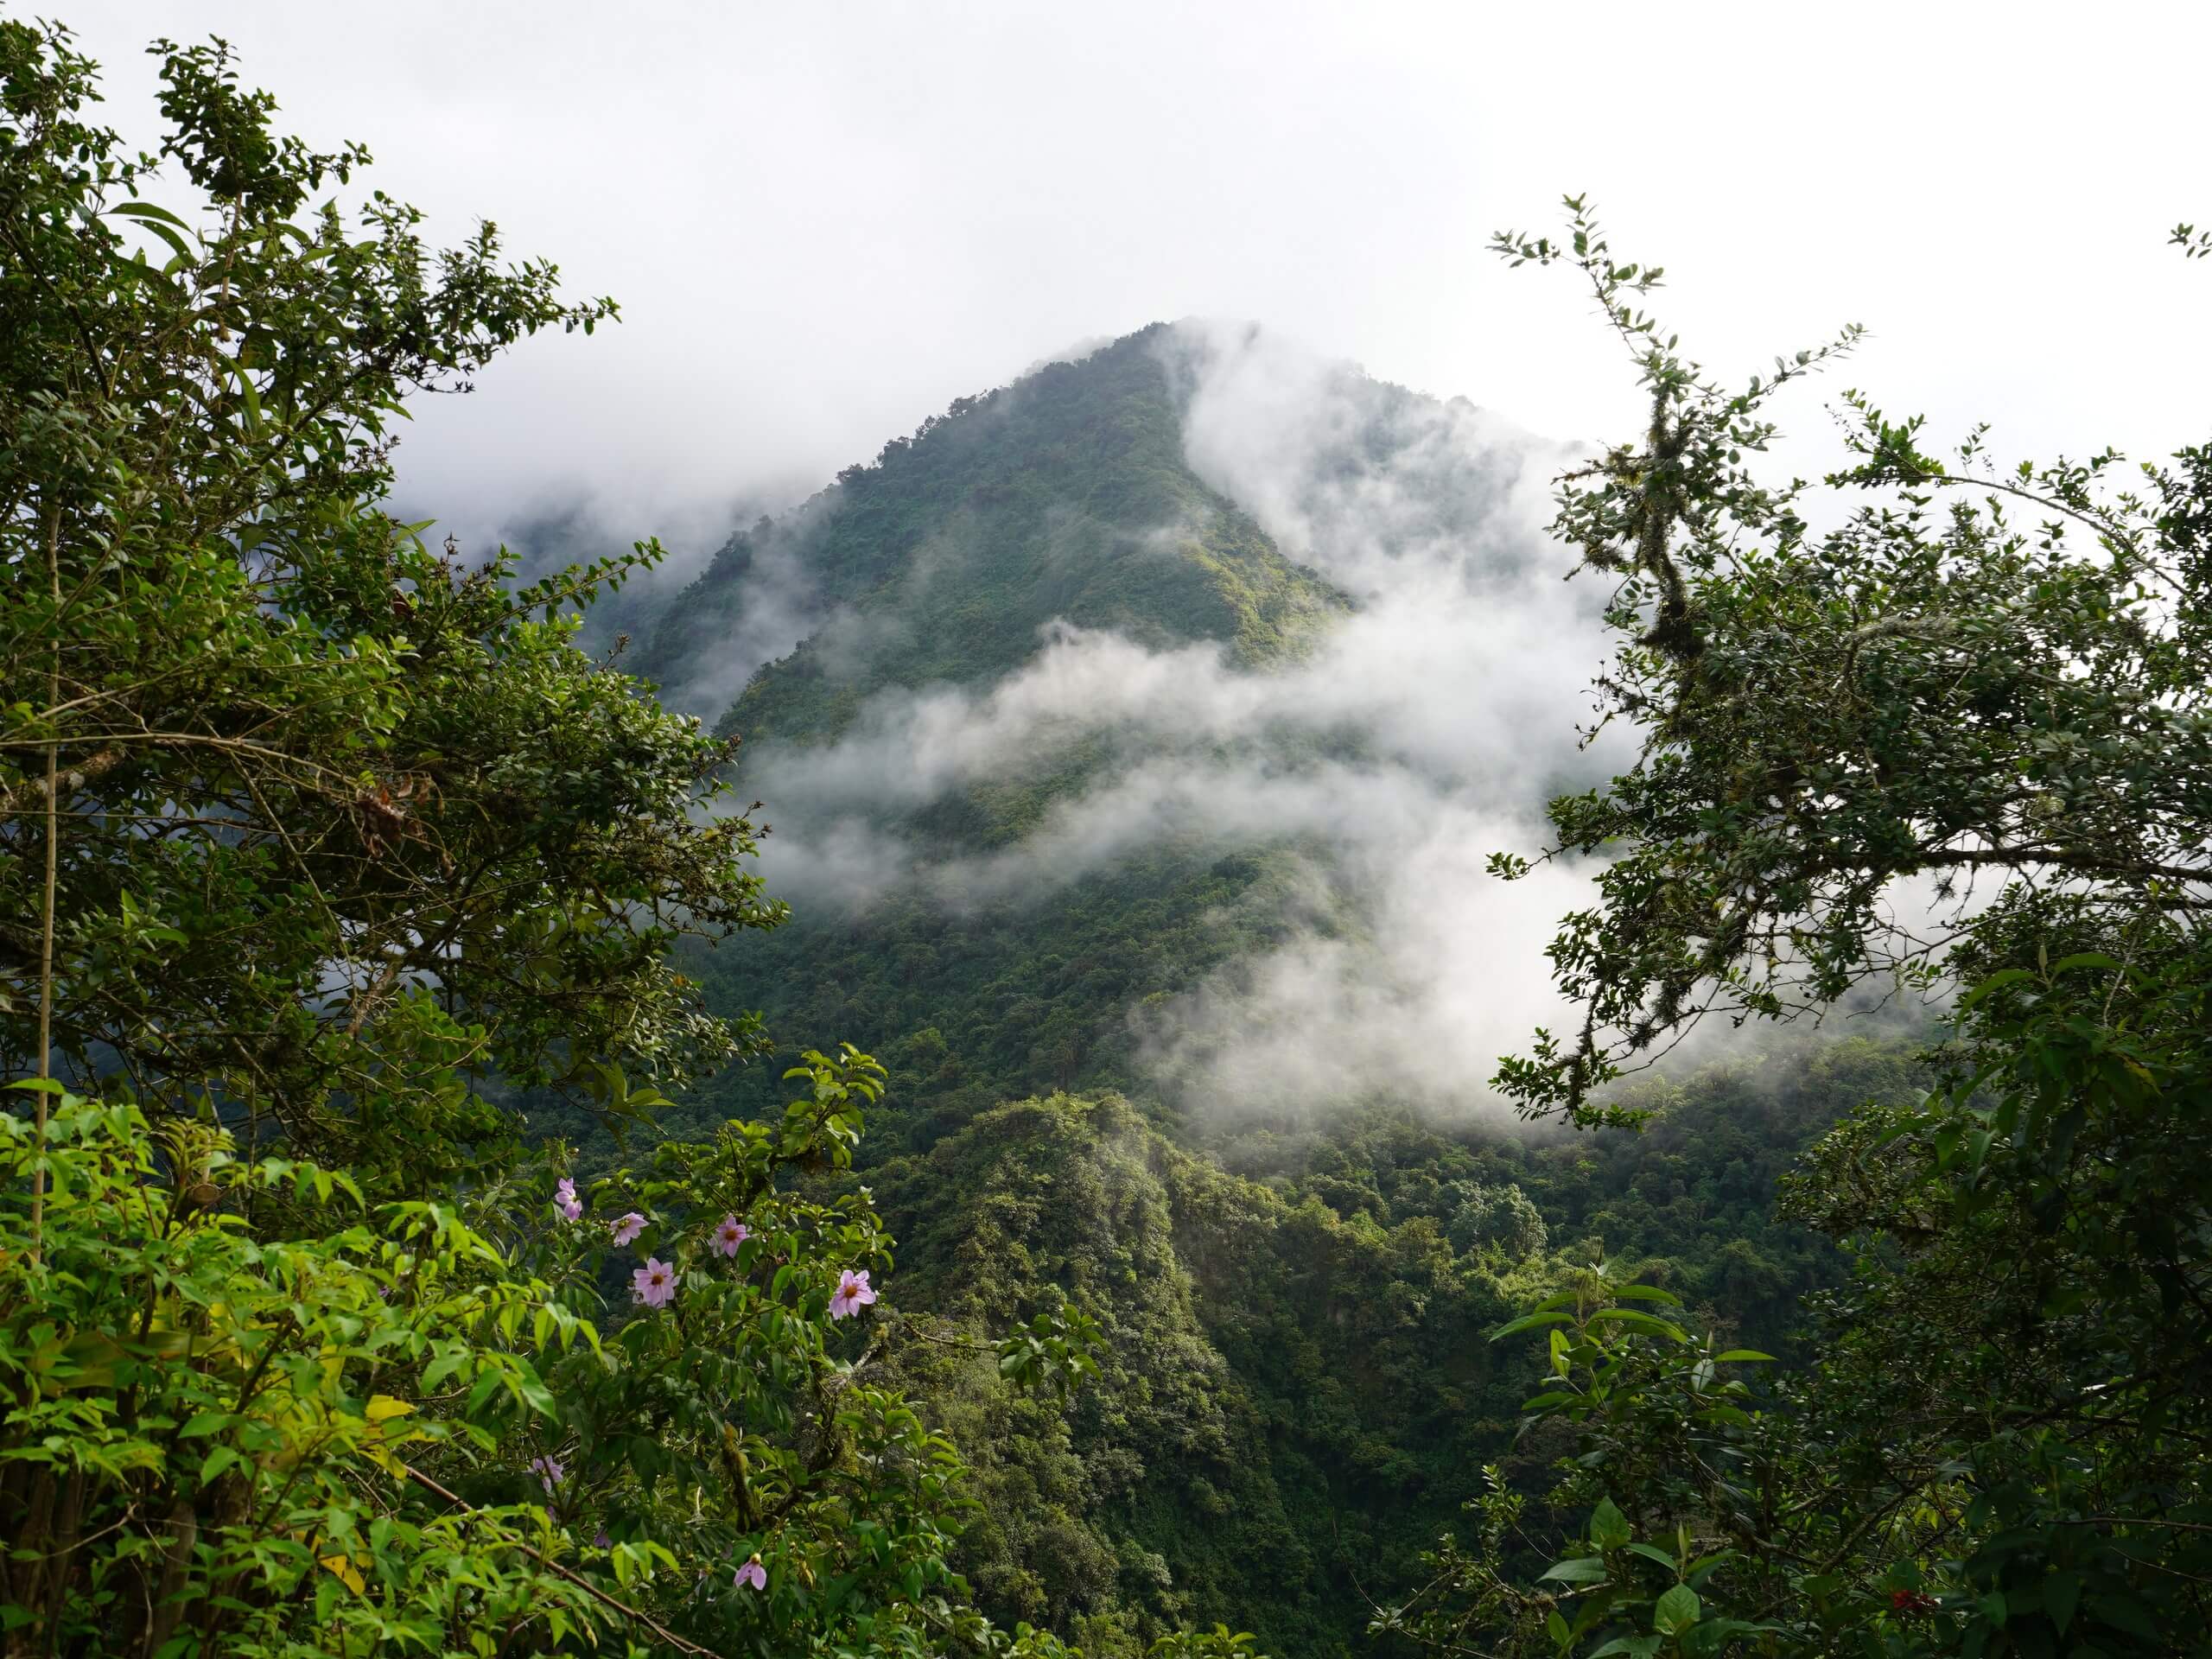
[527,1454,563,1493]
[554,1178,582,1222]
[828,1268,877,1320]
[734,1557,766,1591]
[610,1211,645,1247]
[712,1216,749,1258]
[631,1256,677,1306]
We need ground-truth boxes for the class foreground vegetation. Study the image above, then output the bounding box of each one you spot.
[0,24,1093,1656]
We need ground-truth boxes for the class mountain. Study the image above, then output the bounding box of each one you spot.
[636,325,1370,1145]
[640,325,1345,735]
[593,324,1916,1656]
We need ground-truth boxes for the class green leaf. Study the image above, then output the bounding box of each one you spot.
[1586,1307,1690,1342]
[1590,1497,1631,1550]
[2095,1594,2159,1639]
[2044,1570,2078,1635]
[1540,1556,1611,1585]
[106,199,192,228]
[1652,1583,1700,1636]
[464,1370,501,1419]
[105,200,198,262]
[1959,969,2034,1010]
[1491,1310,1573,1340]
[2047,952,2122,976]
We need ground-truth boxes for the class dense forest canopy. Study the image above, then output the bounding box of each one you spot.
[3,19,2208,1659]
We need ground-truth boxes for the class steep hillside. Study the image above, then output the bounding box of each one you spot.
[864,1041,1918,1656]
[636,323,1598,1146]
[874,1091,1530,1655]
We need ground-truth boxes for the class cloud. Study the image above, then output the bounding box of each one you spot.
[1018,336,1119,378]
[717,327,1971,1118]
[754,816,914,918]
[1164,319,1575,593]
[747,323,1611,813]
[738,325,1629,1116]
[65,0,2212,569]
[382,480,828,720]
[1128,799,1592,1121]
[45,0,2199,1129]
[643,507,837,720]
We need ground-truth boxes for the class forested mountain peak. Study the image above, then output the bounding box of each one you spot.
[641,317,1605,1141]
[633,324,1350,741]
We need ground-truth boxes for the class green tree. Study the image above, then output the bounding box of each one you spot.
[0,23,1109,1659]
[1,1087,632,1658]
[0,19,777,1195]
[1484,202,2206,1122]
[1401,201,2212,1654]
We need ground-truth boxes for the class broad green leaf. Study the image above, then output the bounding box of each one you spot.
[2047,952,2122,976]
[1959,969,2034,1010]
[1652,1583,1700,1636]
[1586,1308,1690,1342]
[1540,1556,1611,1585]
[1491,1310,1573,1340]
[1590,1497,1632,1550]
[2045,1570,2079,1635]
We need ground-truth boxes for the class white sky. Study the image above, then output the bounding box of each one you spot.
[57,1,2212,549]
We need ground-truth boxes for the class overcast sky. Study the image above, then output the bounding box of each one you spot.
[57,1,2212,555]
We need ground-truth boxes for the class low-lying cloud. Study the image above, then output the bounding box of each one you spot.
[740,322,1624,1117]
